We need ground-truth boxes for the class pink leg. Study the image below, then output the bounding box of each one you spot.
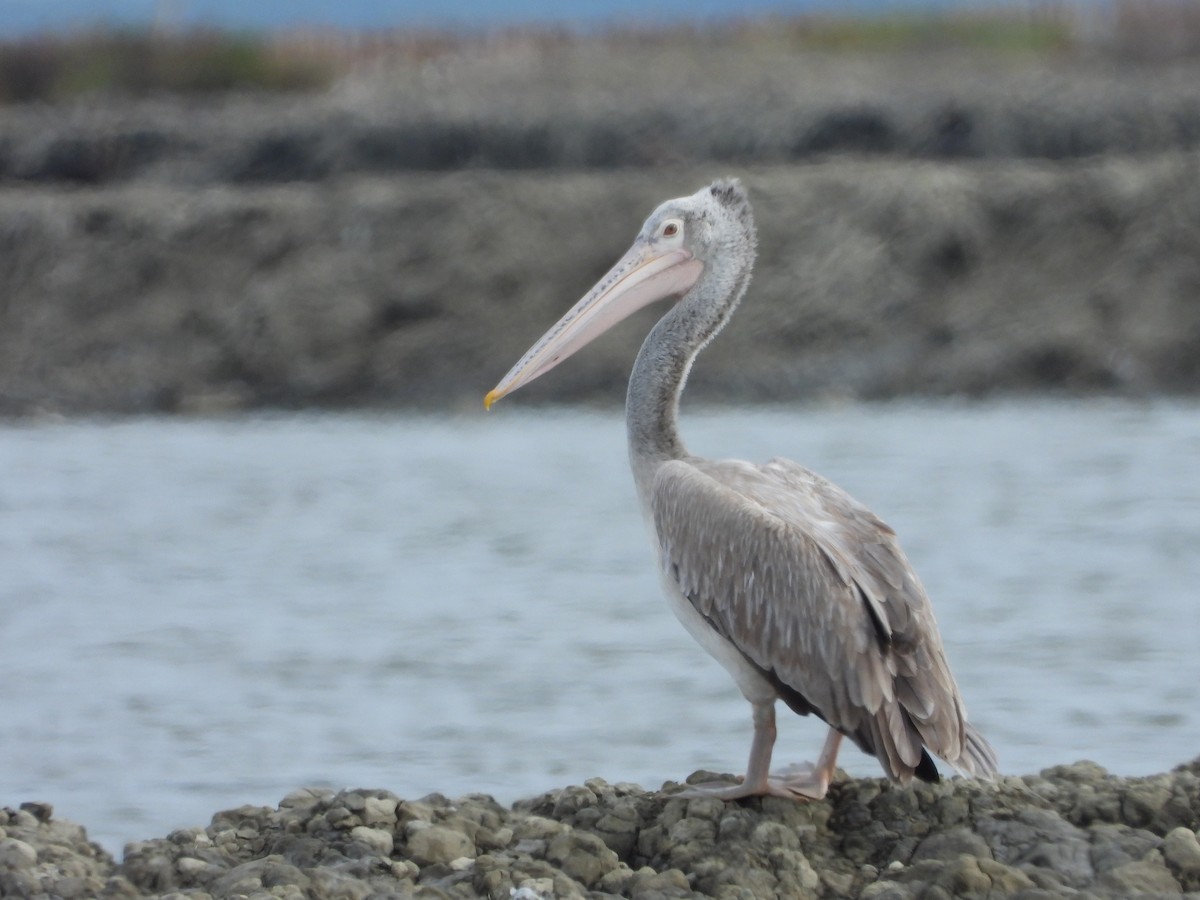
[677,706,843,802]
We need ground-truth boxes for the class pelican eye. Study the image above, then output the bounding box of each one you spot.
[662,222,680,238]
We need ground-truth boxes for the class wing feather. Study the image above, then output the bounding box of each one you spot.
[650,455,996,781]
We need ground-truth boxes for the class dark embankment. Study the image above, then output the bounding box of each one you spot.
[2,158,1199,416]
[1,43,1200,416]
[4,760,1200,899]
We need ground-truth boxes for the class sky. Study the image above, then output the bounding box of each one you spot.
[0,0,1088,36]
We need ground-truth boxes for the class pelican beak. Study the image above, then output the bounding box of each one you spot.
[485,239,703,409]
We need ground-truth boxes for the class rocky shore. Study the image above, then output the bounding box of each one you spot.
[2,47,1200,416]
[4,759,1199,899]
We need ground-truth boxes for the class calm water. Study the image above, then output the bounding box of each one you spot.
[1,400,1197,854]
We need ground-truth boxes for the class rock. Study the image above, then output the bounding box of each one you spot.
[1120,778,1175,830]
[348,825,394,856]
[628,864,692,896]
[1088,822,1163,874]
[306,867,372,899]
[860,881,915,900]
[545,830,620,887]
[749,820,800,851]
[1163,827,1200,890]
[18,802,53,824]
[174,857,211,878]
[476,825,514,851]
[279,787,333,811]
[360,796,398,828]
[976,805,1094,886]
[911,826,992,863]
[1098,849,1183,895]
[404,822,475,866]
[8,809,38,829]
[511,877,556,899]
[6,755,1200,898]
[930,855,1036,898]
[513,815,568,841]
[771,848,821,895]
[0,838,37,869]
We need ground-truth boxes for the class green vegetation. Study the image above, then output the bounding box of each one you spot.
[0,29,333,103]
[0,1,1197,106]
[737,11,1074,54]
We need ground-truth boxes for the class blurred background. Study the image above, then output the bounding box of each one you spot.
[1,0,1198,857]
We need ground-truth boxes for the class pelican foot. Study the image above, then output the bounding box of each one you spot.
[675,765,831,802]
[769,761,834,800]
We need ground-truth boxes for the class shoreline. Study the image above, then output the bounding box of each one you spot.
[4,759,1198,898]
[3,46,1200,416]
[4,155,1200,418]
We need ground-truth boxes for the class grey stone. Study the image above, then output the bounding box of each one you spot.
[404,823,475,866]
[18,802,53,824]
[976,807,1094,886]
[1163,827,1200,890]
[513,815,567,841]
[1099,850,1183,895]
[46,874,93,898]
[770,848,820,895]
[475,824,514,851]
[1120,778,1175,830]
[0,838,37,869]
[911,826,992,863]
[175,856,211,878]
[360,796,398,828]
[349,825,394,856]
[279,787,333,810]
[6,750,1200,899]
[859,881,915,900]
[591,801,640,856]
[667,815,716,847]
[1088,822,1163,874]
[306,867,372,900]
[542,833,615,888]
[8,810,38,829]
[750,820,800,851]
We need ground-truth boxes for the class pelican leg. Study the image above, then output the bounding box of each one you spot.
[771,727,843,800]
[677,707,843,802]
[675,702,834,801]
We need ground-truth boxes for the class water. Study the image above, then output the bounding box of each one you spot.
[1,399,1197,854]
[0,1,1049,38]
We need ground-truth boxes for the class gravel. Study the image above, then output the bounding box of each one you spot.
[4,758,1199,898]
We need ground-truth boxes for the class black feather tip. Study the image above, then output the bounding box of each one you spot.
[709,178,748,209]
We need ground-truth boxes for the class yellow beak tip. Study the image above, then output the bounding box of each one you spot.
[483,389,501,411]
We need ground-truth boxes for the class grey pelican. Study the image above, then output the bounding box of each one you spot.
[485,179,997,799]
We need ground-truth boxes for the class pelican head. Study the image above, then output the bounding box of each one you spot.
[485,179,756,409]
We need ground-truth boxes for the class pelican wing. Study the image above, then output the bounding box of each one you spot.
[651,456,996,780]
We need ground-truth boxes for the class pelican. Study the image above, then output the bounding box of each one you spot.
[485,179,997,800]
